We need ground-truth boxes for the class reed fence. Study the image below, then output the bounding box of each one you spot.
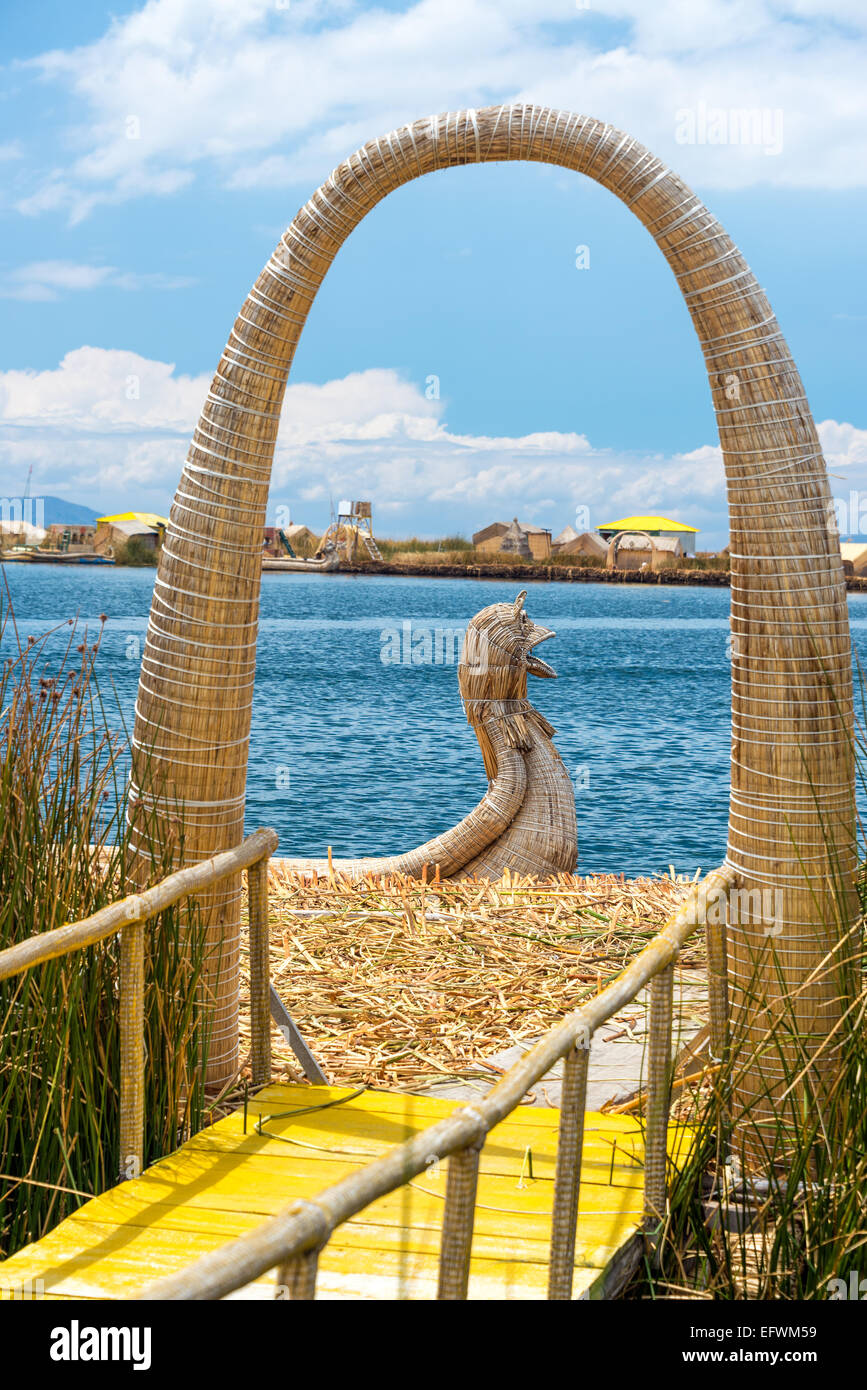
[137,862,736,1300]
[0,828,277,1183]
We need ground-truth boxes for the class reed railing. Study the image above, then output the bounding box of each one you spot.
[0,826,278,1182]
[139,862,736,1301]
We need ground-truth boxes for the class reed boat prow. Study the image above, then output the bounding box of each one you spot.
[282,590,578,882]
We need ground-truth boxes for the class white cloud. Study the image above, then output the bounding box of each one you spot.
[5,344,862,547]
[13,0,867,223]
[818,419,867,493]
[0,260,195,301]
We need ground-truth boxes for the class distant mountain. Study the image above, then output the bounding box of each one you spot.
[35,497,102,527]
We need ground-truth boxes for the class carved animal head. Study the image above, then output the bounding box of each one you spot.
[458,590,557,705]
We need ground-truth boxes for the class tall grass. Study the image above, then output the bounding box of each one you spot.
[0,588,212,1259]
[113,536,158,567]
[375,535,474,557]
[638,927,867,1299]
[635,671,867,1300]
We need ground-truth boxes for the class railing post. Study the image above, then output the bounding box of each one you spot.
[119,919,145,1183]
[248,854,272,1086]
[275,1248,320,1300]
[548,1040,590,1299]
[437,1140,483,1299]
[706,910,729,1061]
[644,962,675,1230]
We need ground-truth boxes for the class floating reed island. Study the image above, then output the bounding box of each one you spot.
[335,557,734,584]
[239,866,705,1098]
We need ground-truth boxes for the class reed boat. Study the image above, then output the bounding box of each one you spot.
[281,590,577,881]
[15,551,115,565]
[262,551,339,573]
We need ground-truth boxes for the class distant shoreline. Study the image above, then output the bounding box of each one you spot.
[330,561,730,584]
[12,556,867,592]
[328,562,867,591]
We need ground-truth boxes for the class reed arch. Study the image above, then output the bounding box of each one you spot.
[132,104,856,1138]
[605,529,660,570]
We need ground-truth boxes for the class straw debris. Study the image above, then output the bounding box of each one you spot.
[238,867,704,1093]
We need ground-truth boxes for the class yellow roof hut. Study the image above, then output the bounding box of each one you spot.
[597,514,698,555]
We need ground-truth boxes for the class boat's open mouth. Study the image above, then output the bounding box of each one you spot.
[525,626,557,679]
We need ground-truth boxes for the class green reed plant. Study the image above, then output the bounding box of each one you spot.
[0,588,213,1258]
[635,664,867,1301]
[113,535,158,567]
[375,535,474,557]
[641,926,867,1300]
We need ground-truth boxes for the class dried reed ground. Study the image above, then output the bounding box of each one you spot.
[237,868,705,1102]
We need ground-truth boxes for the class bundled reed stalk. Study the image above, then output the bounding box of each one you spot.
[0,587,212,1259]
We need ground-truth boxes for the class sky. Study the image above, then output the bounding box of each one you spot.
[0,0,865,549]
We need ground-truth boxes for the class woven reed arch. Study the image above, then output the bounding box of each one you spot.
[604,529,659,570]
[132,104,856,1138]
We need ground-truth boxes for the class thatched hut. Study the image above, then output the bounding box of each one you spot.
[264,523,319,557]
[840,541,867,577]
[473,519,552,560]
[499,518,532,559]
[472,522,509,552]
[95,514,166,557]
[552,526,607,562]
[605,530,683,571]
[519,524,552,560]
[284,523,318,555]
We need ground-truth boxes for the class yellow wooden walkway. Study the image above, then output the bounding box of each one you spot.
[0,1084,681,1300]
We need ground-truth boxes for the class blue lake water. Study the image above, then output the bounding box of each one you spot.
[4,567,866,877]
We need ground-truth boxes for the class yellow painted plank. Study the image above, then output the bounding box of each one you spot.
[188,1106,654,1187]
[1,1217,615,1302]
[244,1083,645,1130]
[0,1086,683,1301]
[66,1176,640,1255]
[230,1260,606,1303]
[74,1151,643,1224]
[227,1084,695,1172]
[30,1159,642,1250]
[30,1202,566,1263]
[0,1185,638,1296]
